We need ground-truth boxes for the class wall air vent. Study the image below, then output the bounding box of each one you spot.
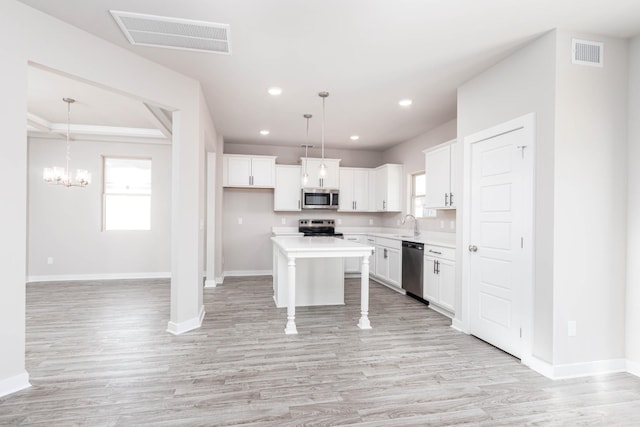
[110,10,231,55]
[572,38,603,67]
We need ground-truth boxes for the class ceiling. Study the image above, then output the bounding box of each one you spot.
[19,0,640,150]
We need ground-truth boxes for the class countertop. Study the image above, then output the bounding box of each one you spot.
[271,227,456,249]
[271,235,374,255]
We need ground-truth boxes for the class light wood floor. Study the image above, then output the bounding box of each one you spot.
[1,277,640,426]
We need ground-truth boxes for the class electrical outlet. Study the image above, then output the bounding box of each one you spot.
[238,217,243,225]
[440,220,445,229]
[369,219,374,225]
[450,221,455,230]
[281,218,286,225]
[337,218,342,225]
[396,220,400,226]
[568,321,577,337]
[47,257,53,265]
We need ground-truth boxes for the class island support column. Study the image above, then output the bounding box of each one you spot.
[357,255,372,329]
[284,256,298,334]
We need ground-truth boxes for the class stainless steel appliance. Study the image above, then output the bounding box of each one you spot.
[298,219,343,238]
[301,188,339,210]
[402,240,428,304]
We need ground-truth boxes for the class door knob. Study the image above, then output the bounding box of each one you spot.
[468,245,478,252]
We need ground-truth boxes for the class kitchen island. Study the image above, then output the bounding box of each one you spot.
[271,236,374,335]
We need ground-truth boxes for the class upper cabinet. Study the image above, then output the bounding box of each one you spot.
[301,158,340,189]
[424,140,458,209]
[339,168,370,212]
[223,154,276,188]
[373,164,403,212]
[274,165,302,211]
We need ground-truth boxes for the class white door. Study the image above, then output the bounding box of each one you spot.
[468,124,532,359]
[339,169,355,211]
[352,169,369,211]
[274,166,301,211]
[423,255,439,302]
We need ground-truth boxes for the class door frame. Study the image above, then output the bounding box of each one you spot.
[461,112,535,365]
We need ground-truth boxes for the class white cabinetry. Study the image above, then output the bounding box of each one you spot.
[423,244,455,316]
[343,235,365,273]
[339,168,370,212]
[274,165,301,211]
[223,154,276,188]
[373,164,403,212]
[424,140,458,208]
[366,236,377,276]
[371,236,402,289]
[301,158,340,188]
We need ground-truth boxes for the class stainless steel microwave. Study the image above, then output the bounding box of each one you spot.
[301,188,339,210]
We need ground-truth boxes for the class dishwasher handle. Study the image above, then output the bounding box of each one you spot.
[402,241,424,251]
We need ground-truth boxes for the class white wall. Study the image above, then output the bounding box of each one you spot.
[1,0,214,395]
[28,139,171,280]
[553,31,628,365]
[457,30,558,363]
[627,35,640,372]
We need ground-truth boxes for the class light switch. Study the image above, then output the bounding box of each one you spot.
[281,218,286,225]
[238,217,243,225]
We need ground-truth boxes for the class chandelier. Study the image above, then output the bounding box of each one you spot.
[43,98,91,187]
[318,91,329,177]
[301,113,313,185]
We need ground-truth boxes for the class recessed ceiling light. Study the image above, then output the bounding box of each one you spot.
[398,99,413,107]
[267,87,282,96]
[350,135,360,141]
[260,130,270,135]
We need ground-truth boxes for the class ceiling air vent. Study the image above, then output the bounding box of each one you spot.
[110,10,231,55]
[572,38,603,67]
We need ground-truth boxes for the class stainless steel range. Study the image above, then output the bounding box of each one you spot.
[298,219,344,238]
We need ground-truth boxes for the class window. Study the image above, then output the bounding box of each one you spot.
[411,172,426,218]
[103,157,151,231]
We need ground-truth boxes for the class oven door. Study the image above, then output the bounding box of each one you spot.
[302,189,338,209]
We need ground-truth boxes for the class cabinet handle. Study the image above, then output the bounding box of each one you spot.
[433,259,437,274]
[384,248,388,259]
[298,200,301,210]
[449,192,454,206]
[354,201,357,210]
[383,200,386,210]
[436,260,440,274]
[444,193,449,206]
[428,249,442,255]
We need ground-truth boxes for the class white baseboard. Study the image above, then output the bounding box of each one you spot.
[224,270,272,277]
[524,356,627,380]
[27,272,171,283]
[427,303,453,319]
[166,305,205,335]
[450,318,467,333]
[627,359,640,377]
[0,371,30,398]
[204,275,225,288]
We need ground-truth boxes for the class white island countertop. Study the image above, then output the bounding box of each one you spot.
[271,235,375,256]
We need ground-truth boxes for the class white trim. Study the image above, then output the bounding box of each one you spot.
[27,272,171,283]
[427,303,453,319]
[627,359,640,378]
[524,356,627,380]
[224,270,272,277]
[0,371,30,398]
[450,319,467,333]
[166,305,205,335]
[461,112,536,362]
[204,279,217,288]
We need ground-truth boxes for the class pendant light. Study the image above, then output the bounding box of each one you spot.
[301,113,313,186]
[318,91,329,177]
[43,98,91,187]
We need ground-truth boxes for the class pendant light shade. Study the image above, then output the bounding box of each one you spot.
[318,91,329,177]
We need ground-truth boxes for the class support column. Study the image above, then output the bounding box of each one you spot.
[358,255,372,330]
[284,256,298,335]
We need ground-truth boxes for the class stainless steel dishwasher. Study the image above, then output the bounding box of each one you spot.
[401,241,427,303]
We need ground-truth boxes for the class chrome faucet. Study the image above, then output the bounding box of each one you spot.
[401,214,420,237]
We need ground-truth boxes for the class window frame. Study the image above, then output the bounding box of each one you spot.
[410,171,426,218]
[102,155,152,232]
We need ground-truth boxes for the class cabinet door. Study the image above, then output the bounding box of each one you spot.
[386,247,402,288]
[424,144,450,208]
[343,235,362,273]
[449,142,459,208]
[322,159,340,188]
[423,255,439,302]
[438,259,455,311]
[274,165,301,211]
[251,157,275,187]
[375,245,388,279]
[352,169,370,212]
[339,169,355,211]
[226,156,251,186]
[375,167,388,211]
[367,237,377,275]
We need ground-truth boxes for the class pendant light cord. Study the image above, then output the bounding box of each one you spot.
[321,96,325,162]
[65,99,71,179]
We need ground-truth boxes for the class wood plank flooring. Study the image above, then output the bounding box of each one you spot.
[1,276,640,425]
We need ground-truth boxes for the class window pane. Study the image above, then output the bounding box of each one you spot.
[413,196,425,218]
[105,195,150,231]
[105,158,151,195]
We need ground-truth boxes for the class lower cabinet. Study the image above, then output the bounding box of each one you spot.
[371,237,402,289]
[423,244,455,315]
[343,235,365,273]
